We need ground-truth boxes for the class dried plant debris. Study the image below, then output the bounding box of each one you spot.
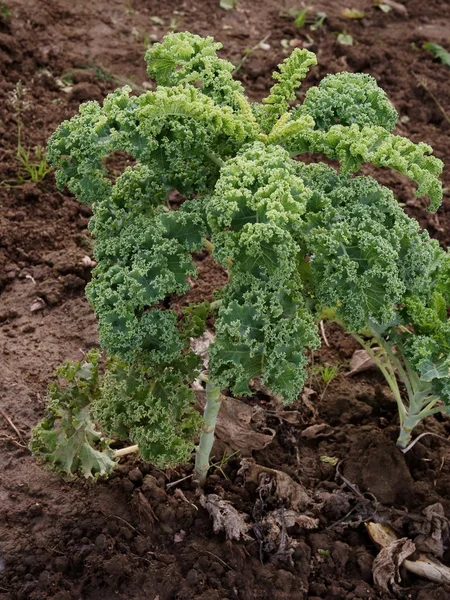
[254,508,318,560]
[200,494,251,541]
[301,423,334,439]
[394,502,450,558]
[372,536,416,594]
[367,521,450,589]
[238,458,313,511]
[196,393,275,456]
[346,348,379,376]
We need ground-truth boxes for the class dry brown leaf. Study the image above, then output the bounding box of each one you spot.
[275,410,302,424]
[259,509,319,554]
[238,458,313,511]
[300,387,319,420]
[196,392,275,456]
[301,423,333,439]
[200,494,251,541]
[366,521,450,586]
[413,503,449,558]
[372,537,416,593]
[346,348,378,376]
[131,490,158,532]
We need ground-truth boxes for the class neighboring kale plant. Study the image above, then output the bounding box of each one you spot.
[31,32,448,482]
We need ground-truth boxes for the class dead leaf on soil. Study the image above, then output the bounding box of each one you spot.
[367,521,450,587]
[258,508,319,555]
[372,536,416,594]
[346,348,378,376]
[200,494,251,541]
[238,458,313,511]
[196,392,275,456]
[130,490,158,534]
[412,503,450,558]
[301,423,334,439]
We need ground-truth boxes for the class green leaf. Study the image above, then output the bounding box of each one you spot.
[294,7,308,28]
[337,32,353,45]
[341,8,365,19]
[30,351,116,479]
[423,42,450,67]
[220,0,237,9]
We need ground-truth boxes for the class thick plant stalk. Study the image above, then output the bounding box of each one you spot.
[352,332,443,450]
[194,381,222,485]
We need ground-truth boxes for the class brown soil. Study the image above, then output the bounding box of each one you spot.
[1,0,450,599]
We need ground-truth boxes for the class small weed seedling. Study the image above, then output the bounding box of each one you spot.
[31,32,449,484]
[311,364,342,399]
[5,81,52,185]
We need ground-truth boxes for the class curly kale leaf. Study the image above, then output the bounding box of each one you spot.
[94,355,202,467]
[284,122,443,210]
[87,195,207,366]
[48,82,258,204]
[206,141,310,280]
[261,49,317,130]
[209,278,319,402]
[30,351,115,478]
[145,32,247,112]
[296,72,398,131]
[298,163,441,330]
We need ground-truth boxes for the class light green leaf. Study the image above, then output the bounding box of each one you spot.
[423,42,450,67]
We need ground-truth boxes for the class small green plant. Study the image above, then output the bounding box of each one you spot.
[220,0,237,10]
[0,3,10,20]
[311,364,342,398]
[32,32,448,484]
[423,42,450,68]
[5,81,52,185]
[284,7,326,30]
[336,32,353,46]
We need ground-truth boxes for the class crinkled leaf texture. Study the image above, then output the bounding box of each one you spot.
[39,31,446,475]
[94,354,202,467]
[206,143,320,401]
[298,163,442,331]
[30,351,116,479]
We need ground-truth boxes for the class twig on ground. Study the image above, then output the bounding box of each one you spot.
[320,320,330,347]
[166,473,194,490]
[0,409,26,445]
[0,434,28,449]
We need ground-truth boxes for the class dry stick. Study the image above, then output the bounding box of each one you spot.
[0,434,28,450]
[416,77,450,125]
[166,473,194,490]
[319,320,330,347]
[191,544,235,572]
[0,409,26,444]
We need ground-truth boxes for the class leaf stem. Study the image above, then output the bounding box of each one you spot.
[113,444,139,458]
[194,381,222,485]
[352,333,407,424]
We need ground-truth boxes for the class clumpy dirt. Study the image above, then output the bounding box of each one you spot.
[1,0,450,598]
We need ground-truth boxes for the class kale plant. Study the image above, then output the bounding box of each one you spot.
[32,32,448,482]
